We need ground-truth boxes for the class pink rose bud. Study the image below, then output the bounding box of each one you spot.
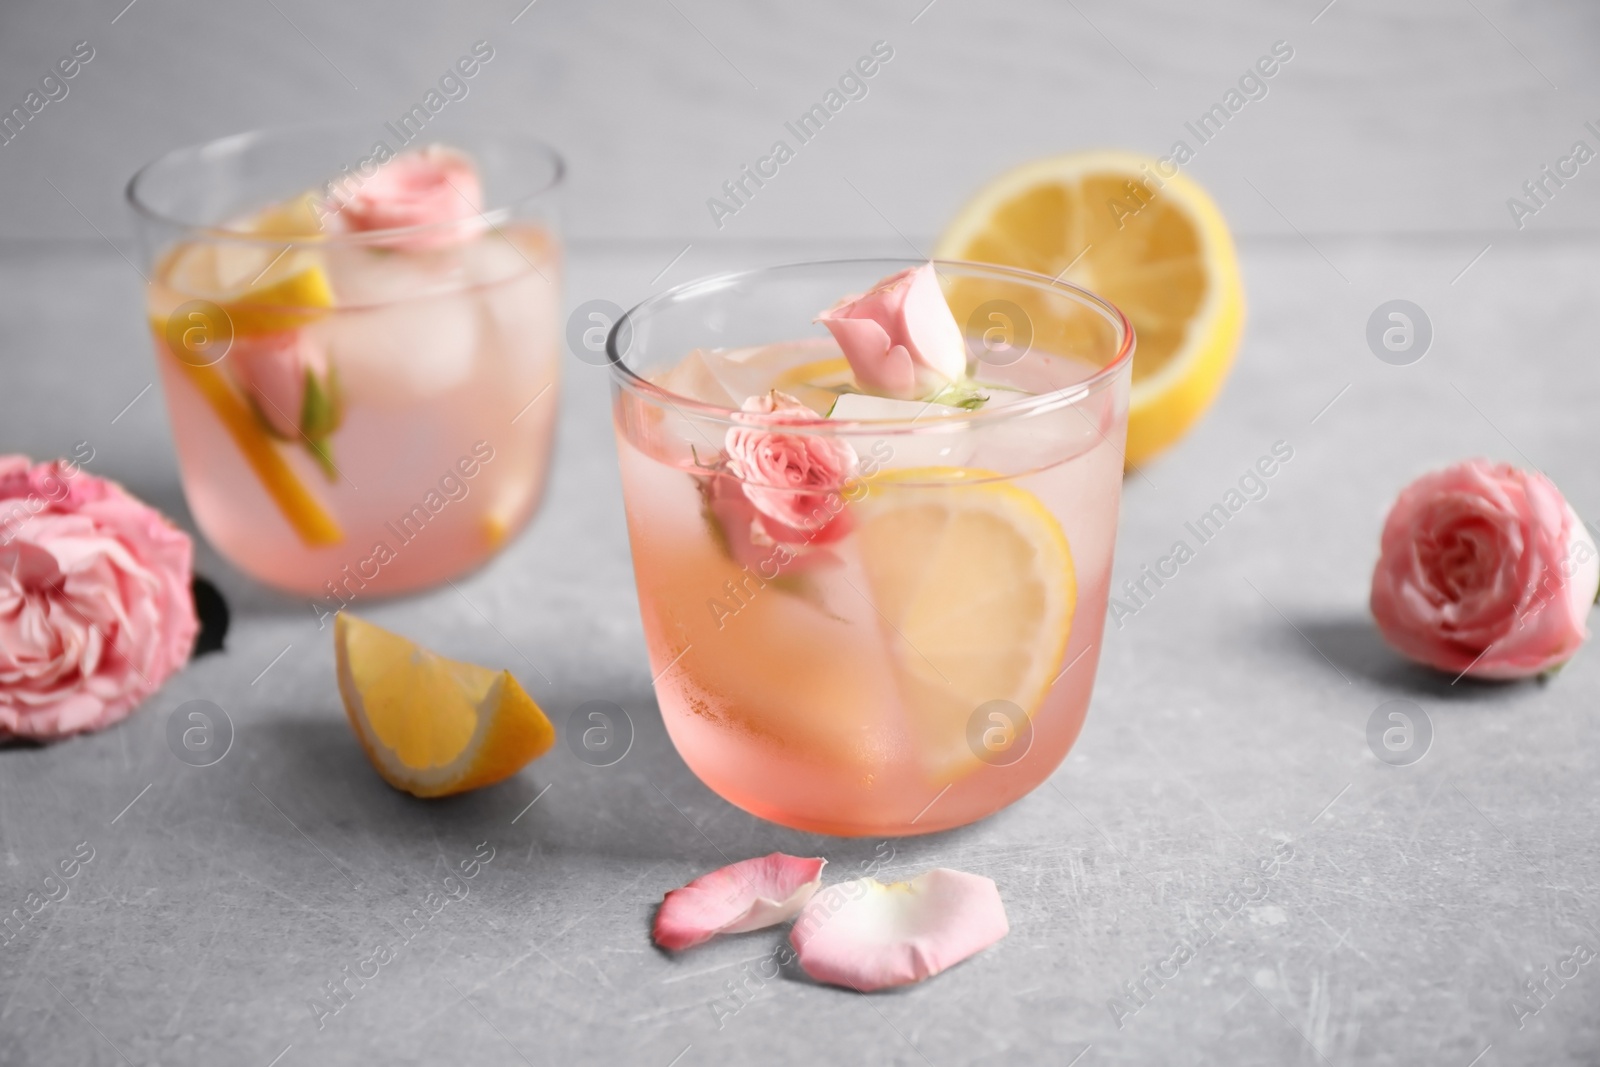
[229,331,342,476]
[337,145,484,250]
[1370,459,1599,680]
[0,456,197,741]
[724,391,859,544]
[815,263,968,400]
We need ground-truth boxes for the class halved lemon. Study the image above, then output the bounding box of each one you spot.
[934,150,1244,467]
[853,468,1075,782]
[334,614,555,798]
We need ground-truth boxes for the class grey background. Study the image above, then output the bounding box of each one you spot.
[3,1,1600,1065]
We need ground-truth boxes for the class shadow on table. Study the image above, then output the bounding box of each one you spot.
[245,696,979,868]
[247,687,1008,970]
[1288,614,1517,701]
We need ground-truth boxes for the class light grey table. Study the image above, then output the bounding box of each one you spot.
[1,232,1598,1067]
[4,0,1600,1061]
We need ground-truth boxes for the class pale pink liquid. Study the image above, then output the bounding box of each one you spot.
[148,224,560,599]
[616,352,1127,836]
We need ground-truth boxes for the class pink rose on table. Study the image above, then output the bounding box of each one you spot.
[0,457,197,741]
[1370,459,1599,680]
[338,145,484,250]
[815,263,968,400]
[724,391,858,544]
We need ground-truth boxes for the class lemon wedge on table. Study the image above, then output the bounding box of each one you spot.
[853,468,1075,783]
[334,614,556,799]
[934,150,1244,468]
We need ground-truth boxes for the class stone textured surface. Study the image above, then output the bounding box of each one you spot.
[3,0,1600,1064]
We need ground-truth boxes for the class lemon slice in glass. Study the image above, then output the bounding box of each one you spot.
[334,614,555,798]
[773,356,855,414]
[219,258,334,335]
[935,150,1244,467]
[164,224,335,338]
[852,468,1074,782]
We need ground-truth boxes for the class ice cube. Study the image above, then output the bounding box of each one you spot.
[320,288,481,407]
[827,393,977,470]
[697,337,842,407]
[323,243,464,307]
[653,349,739,408]
[468,228,559,343]
[827,394,966,421]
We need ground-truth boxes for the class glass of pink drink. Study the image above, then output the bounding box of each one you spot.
[609,259,1133,836]
[128,124,562,600]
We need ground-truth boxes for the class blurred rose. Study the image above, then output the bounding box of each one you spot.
[230,330,339,441]
[338,145,484,250]
[1370,459,1599,680]
[724,391,858,544]
[0,457,197,740]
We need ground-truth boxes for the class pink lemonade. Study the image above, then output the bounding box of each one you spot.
[611,261,1132,836]
[134,136,563,601]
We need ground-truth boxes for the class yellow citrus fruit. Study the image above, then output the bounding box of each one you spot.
[220,259,334,335]
[149,318,344,547]
[149,215,340,544]
[853,468,1074,782]
[163,235,334,337]
[334,614,555,798]
[773,356,854,414]
[934,150,1244,467]
[249,192,328,238]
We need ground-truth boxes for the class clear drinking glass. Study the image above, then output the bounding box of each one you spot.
[127,122,563,599]
[609,259,1133,836]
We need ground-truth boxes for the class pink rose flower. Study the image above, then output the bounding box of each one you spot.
[338,145,484,250]
[815,263,967,400]
[0,457,197,741]
[229,330,335,436]
[1370,459,1599,680]
[724,391,858,544]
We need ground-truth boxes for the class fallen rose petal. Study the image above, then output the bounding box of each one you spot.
[654,853,826,951]
[789,868,1008,991]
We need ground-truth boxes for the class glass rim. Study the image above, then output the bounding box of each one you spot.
[124,119,565,247]
[606,257,1135,434]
